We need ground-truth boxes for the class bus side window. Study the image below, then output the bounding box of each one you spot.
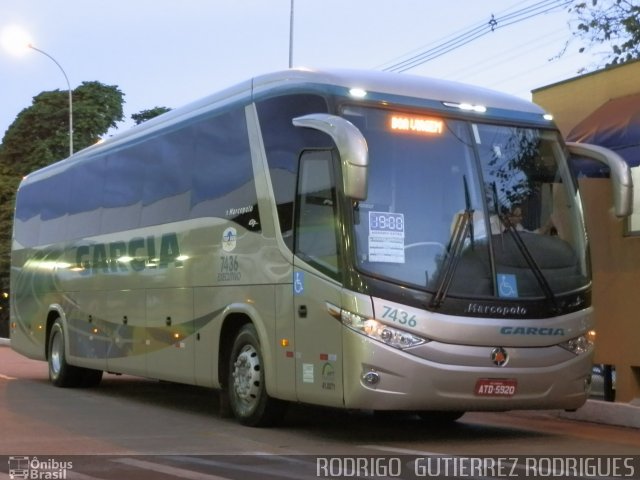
[256,94,330,249]
[294,150,341,279]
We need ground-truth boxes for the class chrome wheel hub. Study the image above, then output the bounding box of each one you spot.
[232,345,261,407]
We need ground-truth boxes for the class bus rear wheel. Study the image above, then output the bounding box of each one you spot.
[227,324,284,427]
[48,318,103,388]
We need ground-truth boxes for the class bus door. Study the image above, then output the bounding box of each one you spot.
[292,149,344,407]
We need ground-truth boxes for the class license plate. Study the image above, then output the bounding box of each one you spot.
[474,378,517,397]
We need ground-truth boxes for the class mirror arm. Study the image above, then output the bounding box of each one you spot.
[293,113,369,200]
[567,142,633,218]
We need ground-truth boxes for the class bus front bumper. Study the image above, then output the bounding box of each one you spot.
[342,329,592,412]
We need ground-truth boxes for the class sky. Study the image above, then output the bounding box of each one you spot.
[0,0,604,141]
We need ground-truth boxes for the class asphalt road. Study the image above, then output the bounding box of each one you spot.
[1,343,639,479]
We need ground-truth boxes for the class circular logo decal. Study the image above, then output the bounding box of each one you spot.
[222,227,237,252]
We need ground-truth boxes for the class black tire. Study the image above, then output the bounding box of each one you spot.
[48,319,102,388]
[416,410,465,424]
[79,368,103,388]
[227,324,285,427]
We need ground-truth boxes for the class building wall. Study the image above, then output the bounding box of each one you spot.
[532,60,640,136]
[532,60,640,402]
[579,178,640,402]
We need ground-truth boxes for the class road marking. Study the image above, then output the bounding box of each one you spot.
[114,458,231,480]
[0,373,16,380]
[361,445,445,456]
[167,455,319,480]
[66,471,105,480]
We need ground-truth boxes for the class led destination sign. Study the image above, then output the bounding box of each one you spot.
[390,114,443,135]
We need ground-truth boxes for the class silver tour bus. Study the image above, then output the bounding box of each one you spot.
[10,69,631,426]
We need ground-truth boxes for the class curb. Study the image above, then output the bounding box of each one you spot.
[0,337,9,347]
[559,399,640,429]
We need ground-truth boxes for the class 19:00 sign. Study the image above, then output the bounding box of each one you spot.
[369,212,404,232]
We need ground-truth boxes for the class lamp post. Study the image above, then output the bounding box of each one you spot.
[1,26,74,156]
[289,0,294,68]
[29,44,73,156]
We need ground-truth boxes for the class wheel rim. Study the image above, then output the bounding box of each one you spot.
[50,329,62,376]
[231,344,262,413]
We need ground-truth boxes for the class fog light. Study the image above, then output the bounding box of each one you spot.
[362,371,380,386]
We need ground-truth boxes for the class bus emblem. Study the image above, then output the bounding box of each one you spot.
[222,227,237,252]
[491,347,508,366]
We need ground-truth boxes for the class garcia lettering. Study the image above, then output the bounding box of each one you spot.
[75,233,180,275]
[500,326,565,336]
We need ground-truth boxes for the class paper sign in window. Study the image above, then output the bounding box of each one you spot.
[368,211,405,263]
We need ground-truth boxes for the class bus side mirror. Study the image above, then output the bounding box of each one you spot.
[293,113,369,200]
[566,142,633,218]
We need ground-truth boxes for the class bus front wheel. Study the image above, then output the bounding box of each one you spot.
[227,324,285,427]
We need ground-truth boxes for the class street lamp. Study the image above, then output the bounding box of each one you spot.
[1,26,73,156]
[28,45,73,156]
[289,0,294,68]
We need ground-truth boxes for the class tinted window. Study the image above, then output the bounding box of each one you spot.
[295,150,341,278]
[14,105,259,248]
[190,107,259,231]
[257,94,330,248]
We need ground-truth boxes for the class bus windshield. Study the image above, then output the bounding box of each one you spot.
[343,105,589,301]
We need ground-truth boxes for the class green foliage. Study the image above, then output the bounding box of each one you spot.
[0,81,124,176]
[0,163,15,294]
[73,81,125,150]
[569,0,640,66]
[131,106,172,125]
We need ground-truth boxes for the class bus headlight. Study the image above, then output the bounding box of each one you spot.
[340,309,427,349]
[560,330,595,355]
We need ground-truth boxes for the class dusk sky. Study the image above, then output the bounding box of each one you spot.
[1,1,601,141]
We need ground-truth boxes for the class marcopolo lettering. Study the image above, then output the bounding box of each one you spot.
[75,233,180,274]
[500,326,565,336]
[466,303,527,316]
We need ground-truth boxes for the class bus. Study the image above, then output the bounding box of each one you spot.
[10,68,632,426]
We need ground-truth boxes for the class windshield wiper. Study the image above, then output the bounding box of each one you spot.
[430,176,474,309]
[492,185,558,310]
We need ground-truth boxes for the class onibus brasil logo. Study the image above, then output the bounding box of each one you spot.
[8,456,73,479]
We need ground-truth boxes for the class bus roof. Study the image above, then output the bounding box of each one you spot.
[253,68,543,114]
[20,68,549,185]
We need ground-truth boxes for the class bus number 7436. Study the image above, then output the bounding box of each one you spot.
[381,306,417,327]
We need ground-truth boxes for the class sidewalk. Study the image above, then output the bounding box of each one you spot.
[558,398,640,429]
[0,336,637,428]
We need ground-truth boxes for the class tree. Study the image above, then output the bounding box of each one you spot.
[0,81,124,178]
[0,81,125,296]
[0,163,15,294]
[131,106,172,125]
[568,0,640,66]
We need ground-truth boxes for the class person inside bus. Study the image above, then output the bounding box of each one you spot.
[490,205,555,235]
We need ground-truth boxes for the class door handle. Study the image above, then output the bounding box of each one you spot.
[298,305,308,318]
